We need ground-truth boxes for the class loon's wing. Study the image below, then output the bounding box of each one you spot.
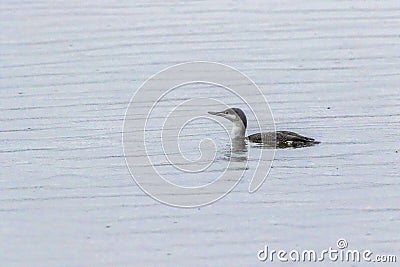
[275,131,316,142]
[247,132,272,143]
[247,131,320,147]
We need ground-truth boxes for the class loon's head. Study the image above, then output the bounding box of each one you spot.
[208,107,247,129]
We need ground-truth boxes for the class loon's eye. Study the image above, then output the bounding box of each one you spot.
[225,111,228,114]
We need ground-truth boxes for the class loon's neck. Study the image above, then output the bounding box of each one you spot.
[231,120,246,140]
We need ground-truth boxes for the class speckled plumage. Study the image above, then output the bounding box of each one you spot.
[247,131,320,148]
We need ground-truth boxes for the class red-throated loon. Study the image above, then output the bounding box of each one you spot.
[208,107,320,148]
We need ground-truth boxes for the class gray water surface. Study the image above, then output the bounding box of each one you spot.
[1,1,399,266]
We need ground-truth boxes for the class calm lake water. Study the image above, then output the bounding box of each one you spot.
[1,1,399,266]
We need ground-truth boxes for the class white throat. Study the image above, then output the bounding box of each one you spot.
[231,120,246,140]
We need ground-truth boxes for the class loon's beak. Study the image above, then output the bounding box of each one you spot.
[208,111,223,117]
